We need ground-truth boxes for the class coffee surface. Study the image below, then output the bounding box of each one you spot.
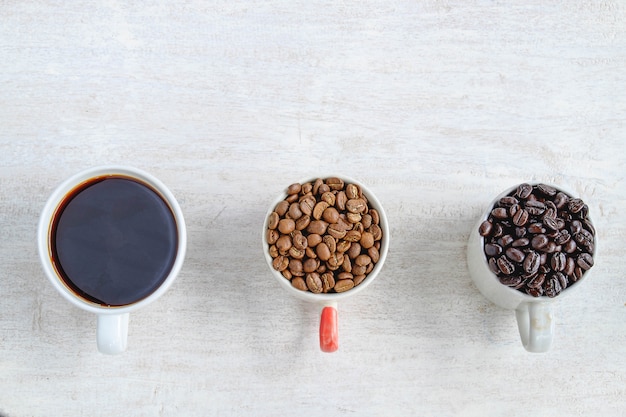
[52,176,178,306]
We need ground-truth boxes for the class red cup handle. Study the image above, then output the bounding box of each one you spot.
[320,306,338,352]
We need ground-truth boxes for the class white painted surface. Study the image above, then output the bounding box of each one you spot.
[1,1,625,416]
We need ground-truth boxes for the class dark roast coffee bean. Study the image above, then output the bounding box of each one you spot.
[577,253,594,270]
[479,220,493,237]
[537,184,557,196]
[551,252,566,272]
[543,208,557,222]
[485,243,503,257]
[516,183,532,199]
[531,234,549,250]
[509,204,521,217]
[583,219,596,236]
[526,287,544,297]
[523,251,541,275]
[574,229,594,248]
[488,257,500,274]
[564,256,576,276]
[499,196,519,207]
[543,216,559,231]
[498,235,514,247]
[570,220,583,234]
[556,271,568,290]
[505,247,525,263]
[492,223,504,238]
[525,200,546,215]
[573,266,584,282]
[491,207,509,219]
[564,239,577,254]
[500,275,522,287]
[512,209,529,226]
[545,276,562,298]
[526,273,546,289]
[528,223,545,234]
[544,241,557,253]
[554,192,569,209]
[555,218,566,230]
[568,198,585,214]
[497,256,515,275]
[511,238,529,248]
[554,230,571,245]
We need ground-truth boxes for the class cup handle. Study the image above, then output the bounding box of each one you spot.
[515,303,554,353]
[320,303,339,353]
[97,313,129,354]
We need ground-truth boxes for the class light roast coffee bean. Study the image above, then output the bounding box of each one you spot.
[267,178,383,293]
[480,183,595,298]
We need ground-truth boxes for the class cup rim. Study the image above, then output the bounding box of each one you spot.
[262,175,389,303]
[473,181,596,301]
[37,165,187,315]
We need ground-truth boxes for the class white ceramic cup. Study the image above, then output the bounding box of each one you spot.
[37,166,187,354]
[467,183,596,352]
[262,176,389,352]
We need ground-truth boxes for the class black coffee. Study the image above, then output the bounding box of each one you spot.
[51,176,178,306]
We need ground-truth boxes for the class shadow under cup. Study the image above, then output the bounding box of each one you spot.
[38,166,187,354]
[262,176,389,353]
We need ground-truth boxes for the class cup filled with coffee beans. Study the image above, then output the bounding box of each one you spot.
[467,183,596,352]
[262,176,389,352]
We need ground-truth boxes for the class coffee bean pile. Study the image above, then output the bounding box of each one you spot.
[266,177,383,293]
[479,183,595,298]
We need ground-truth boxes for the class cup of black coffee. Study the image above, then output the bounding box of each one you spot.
[37,166,187,354]
[467,183,596,352]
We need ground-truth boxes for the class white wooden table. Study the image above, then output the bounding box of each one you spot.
[1,1,625,416]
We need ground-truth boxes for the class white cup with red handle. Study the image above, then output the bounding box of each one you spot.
[262,176,389,352]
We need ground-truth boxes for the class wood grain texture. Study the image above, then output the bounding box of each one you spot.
[1,1,625,416]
